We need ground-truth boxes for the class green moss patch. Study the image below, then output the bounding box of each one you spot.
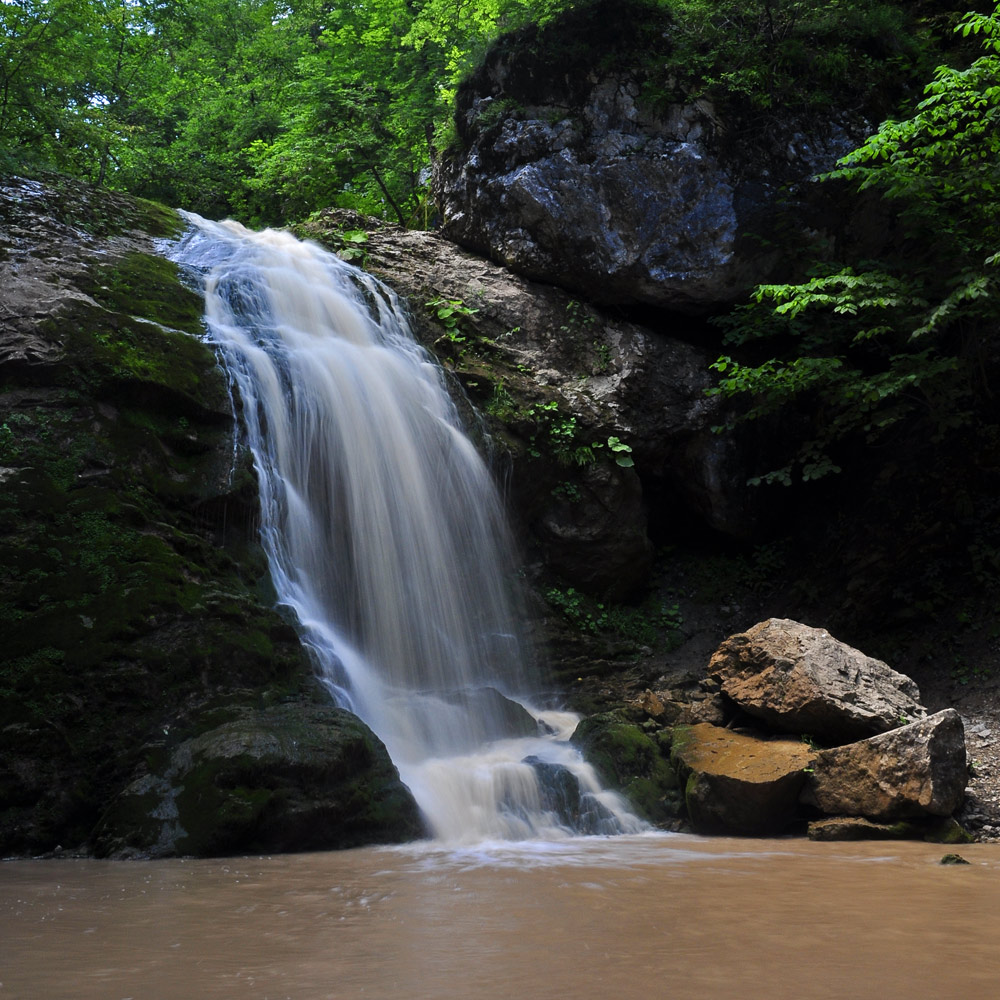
[571,711,682,825]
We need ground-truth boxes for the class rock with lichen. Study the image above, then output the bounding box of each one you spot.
[708,618,926,743]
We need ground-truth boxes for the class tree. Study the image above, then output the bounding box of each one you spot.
[246,0,573,226]
[710,3,1000,485]
[0,0,103,173]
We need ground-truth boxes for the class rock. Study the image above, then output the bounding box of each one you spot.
[807,816,973,843]
[801,709,967,821]
[670,722,816,835]
[940,854,971,865]
[299,207,762,590]
[571,712,683,824]
[522,756,620,835]
[446,686,539,743]
[0,173,322,858]
[94,703,425,858]
[536,460,651,595]
[433,0,869,314]
[807,816,907,841]
[708,618,926,743]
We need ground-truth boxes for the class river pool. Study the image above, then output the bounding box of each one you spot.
[2,834,997,1000]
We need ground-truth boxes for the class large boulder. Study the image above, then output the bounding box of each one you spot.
[708,619,926,743]
[670,722,816,835]
[801,709,967,822]
[94,703,425,858]
[433,0,870,314]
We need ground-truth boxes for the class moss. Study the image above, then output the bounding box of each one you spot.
[83,252,205,335]
[0,177,319,857]
[93,704,427,857]
[572,711,683,824]
[60,293,223,410]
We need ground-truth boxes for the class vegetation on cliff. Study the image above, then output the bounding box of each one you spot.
[712,5,1000,486]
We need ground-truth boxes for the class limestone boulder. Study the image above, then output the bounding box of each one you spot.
[801,709,967,822]
[670,722,815,835]
[708,618,926,743]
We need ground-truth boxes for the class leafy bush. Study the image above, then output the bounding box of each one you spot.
[709,4,1000,484]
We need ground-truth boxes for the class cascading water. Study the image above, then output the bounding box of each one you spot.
[170,216,644,843]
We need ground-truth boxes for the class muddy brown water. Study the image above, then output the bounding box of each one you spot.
[2,834,998,1000]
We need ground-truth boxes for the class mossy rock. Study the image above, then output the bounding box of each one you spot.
[93,702,426,858]
[0,174,322,857]
[571,711,682,824]
[808,815,975,843]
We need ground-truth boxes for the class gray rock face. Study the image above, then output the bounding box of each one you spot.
[802,710,967,821]
[433,7,864,313]
[94,703,425,858]
[708,619,927,743]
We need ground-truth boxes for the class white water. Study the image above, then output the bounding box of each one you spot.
[170,217,642,843]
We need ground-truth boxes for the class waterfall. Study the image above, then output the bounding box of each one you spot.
[170,216,643,843]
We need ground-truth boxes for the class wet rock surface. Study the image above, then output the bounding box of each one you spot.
[0,175,421,858]
[570,712,683,826]
[94,702,424,858]
[806,815,972,844]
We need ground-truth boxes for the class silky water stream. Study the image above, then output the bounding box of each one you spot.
[165,216,639,843]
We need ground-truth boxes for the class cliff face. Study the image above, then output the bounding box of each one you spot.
[432,0,881,315]
[298,208,760,601]
[0,175,421,857]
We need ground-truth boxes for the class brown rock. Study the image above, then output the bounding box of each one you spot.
[807,816,907,841]
[671,722,815,835]
[801,709,967,821]
[708,618,926,743]
[807,815,973,843]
